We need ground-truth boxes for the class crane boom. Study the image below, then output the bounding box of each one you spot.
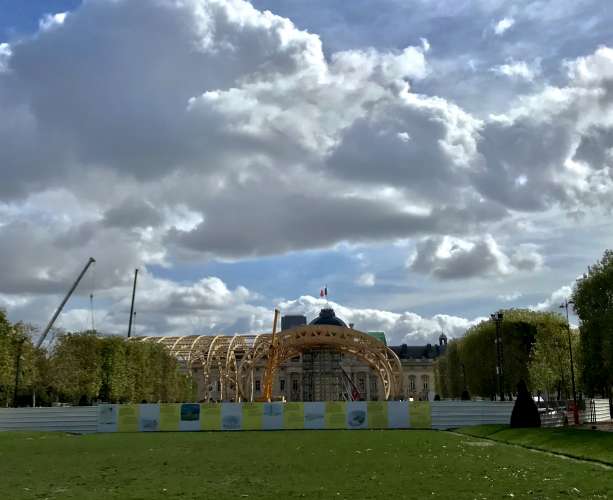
[262,308,280,401]
[36,257,96,349]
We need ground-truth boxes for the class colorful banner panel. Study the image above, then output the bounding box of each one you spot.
[346,401,368,429]
[139,404,160,432]
[97,400,432,432]
[262,402,284,430]
[221,403,242,431]
[179,404,201,431]
[97,404,117,433]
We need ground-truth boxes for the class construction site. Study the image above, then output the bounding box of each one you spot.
[136,307,447,403]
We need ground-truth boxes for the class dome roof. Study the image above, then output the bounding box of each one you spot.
[309,308,347,327]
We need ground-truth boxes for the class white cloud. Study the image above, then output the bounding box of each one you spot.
[39,12,68,31]
[532,284,573,312]
[0,43,11,72]
[356,272,376,287]
[493,17,515,36]
[492,60,540,81]
[279,295,484,345]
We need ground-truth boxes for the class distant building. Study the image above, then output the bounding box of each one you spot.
[281,314,307,331]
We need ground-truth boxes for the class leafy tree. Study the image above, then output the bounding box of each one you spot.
[436,309,570,399]
[573,249,613,397]
[0,310,43,406]
[528,321,578,400]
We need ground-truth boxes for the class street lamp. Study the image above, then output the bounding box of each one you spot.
[560,299,578,424]
[12,336,25,408]
[490,311,504,401]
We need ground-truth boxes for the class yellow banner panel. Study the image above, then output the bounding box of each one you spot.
[117,405,139,432]
[325,401,347,429]
[367,401,388,428]
[283,402,304,429]
[242,402,263,430]
[159,404,180,431]
[200,403,221,430]
[410,401,432,428]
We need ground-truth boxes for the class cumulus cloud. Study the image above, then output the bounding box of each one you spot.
[407,234,544,280]
[278,296,484,345]
[0,0,612,339]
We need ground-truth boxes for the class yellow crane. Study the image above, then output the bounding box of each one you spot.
[258,308,280,402]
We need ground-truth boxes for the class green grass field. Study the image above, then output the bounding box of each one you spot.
[457,425,613,465]
[1,429,612,499]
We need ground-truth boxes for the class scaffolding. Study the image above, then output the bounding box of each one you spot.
[301,348,343,401]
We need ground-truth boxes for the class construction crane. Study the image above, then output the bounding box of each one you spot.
[260,308,280,402]
[36,257,96,349]
[340,366,362,401]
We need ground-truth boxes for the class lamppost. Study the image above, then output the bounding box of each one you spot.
[13,336,25,408]
[490,311,504,401]
[560,299,578,424]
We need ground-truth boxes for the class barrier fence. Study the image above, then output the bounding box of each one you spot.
[1,400,609,434]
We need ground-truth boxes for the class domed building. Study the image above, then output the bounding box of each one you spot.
[309,308,347,327]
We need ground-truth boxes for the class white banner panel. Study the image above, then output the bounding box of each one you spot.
[139,404,160,432]
[346,401,368,429]
[262,402,284,430]
[387,401,409,428]
[303,402,326,429]
[97,404,117,433]
[179,404,201,431]
[221,402,242,430]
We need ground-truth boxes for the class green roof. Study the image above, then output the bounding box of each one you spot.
[367,331,387,345]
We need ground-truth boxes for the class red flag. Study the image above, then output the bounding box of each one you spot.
[320,288,324,297]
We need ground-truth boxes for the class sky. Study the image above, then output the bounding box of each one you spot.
[1,0,612,345]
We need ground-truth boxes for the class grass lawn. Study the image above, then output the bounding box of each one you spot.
[1,430,612,499]
[457,425,613,466]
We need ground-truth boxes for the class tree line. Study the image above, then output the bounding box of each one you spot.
[0,312,195,407]
[436,249,613,401]
[435,309,578,400]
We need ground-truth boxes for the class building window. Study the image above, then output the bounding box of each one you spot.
[292,379,299,392]
[216,380,221,392]
[255,380,261,392]
[409,375,416,391]
[357,374,366,393]
[422,375,429,391]
[370,377,378,400]
[280,379,286,392]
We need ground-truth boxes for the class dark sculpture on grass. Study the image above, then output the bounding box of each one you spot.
[510,380,541,428]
